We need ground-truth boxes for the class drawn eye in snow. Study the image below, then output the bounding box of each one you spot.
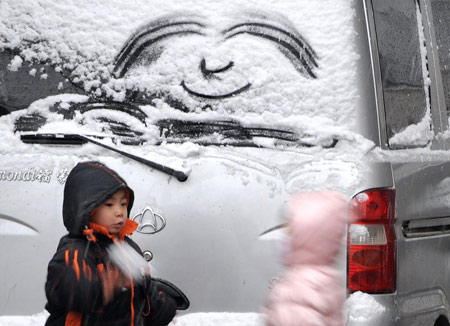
[222,13,318,79]
[113,15,207,78]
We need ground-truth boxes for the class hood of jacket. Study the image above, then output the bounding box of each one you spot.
[63,161,135,235]
[283,191,350,267]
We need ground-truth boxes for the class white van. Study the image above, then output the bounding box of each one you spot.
[0,0,450,325]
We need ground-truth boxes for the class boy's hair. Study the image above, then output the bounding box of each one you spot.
[62,161,135,235]
[89,188,131,218]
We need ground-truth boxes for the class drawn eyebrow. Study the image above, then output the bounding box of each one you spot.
[114,16,207,78]
[223,22,318,78]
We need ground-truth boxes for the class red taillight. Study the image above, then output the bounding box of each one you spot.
[347,188,396,293]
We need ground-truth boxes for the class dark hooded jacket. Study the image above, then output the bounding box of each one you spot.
[44,161,176,326]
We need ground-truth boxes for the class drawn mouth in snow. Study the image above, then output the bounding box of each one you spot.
[181,59,252,99]
[180,80,252,99]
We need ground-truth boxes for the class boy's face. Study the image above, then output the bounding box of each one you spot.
[90,190,128,234]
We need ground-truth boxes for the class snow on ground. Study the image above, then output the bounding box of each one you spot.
[0,293,387,326]
[0,312,265,326]
[172,313,264,326]
[0,311,49,326]
[344,291,387,322]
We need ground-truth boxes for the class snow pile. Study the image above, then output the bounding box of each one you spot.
[170,312,264,326]
[371,145,450,163]
[7,55,23,72]
[0,311,49,326]
[0,311,263,326]
[0,294,389,326]
[344,291,387,322]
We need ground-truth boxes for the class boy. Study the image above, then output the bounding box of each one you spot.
[44,161,177,326]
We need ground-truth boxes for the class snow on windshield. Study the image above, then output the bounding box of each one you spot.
[0,0,373,194]
[0,0,359,137]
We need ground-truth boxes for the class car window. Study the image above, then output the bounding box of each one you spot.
[371,0,430,148]
[0,50,84,115]
[430,0,450,116]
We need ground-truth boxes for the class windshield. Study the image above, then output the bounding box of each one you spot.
[0,0,360,151]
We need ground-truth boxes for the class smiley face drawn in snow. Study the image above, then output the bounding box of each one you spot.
[112,12,318,111]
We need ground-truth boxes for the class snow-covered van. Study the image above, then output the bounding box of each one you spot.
[0,0,450,325]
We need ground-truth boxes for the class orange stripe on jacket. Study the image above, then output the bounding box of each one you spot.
[130,276,135,326]
[143,296,151,317]
[97,263,105,277]
[114,266,120,282]
[73,250,80,281]
[83,260,92,282]
[65,311,82,326]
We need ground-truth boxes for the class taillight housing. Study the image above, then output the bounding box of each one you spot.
[347,188,396,293]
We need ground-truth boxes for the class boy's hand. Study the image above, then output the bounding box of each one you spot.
[102,265,131,305]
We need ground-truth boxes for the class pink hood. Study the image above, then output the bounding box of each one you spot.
[284,191,349,267]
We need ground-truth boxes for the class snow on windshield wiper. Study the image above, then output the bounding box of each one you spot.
[20,133,188,182]
[156,119,338,148]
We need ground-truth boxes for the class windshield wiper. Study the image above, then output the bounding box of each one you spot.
[20,133,188,182]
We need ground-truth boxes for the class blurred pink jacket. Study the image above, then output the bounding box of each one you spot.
[264,191,350,326]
